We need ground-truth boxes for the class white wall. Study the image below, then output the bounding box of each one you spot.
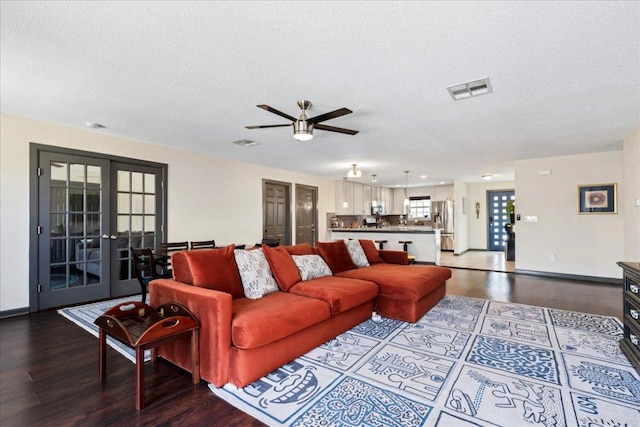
[466,180,515,249]
[622,127,640,261]
[0,113,335,312]
[514,151,624,279]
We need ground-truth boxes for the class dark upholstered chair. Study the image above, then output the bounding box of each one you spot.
[130,247,172,302]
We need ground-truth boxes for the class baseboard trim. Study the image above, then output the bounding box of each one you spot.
[515,269,622,285]
[0,307,30,319]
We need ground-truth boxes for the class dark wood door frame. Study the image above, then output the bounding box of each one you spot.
[262,179,292,246]
[295,184,318,246]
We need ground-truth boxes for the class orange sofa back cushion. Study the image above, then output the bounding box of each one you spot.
[262,245,302,292]
[316,240,357,274]
[179,244,245,299]
[358,239,385,264]
[284,243,315,255]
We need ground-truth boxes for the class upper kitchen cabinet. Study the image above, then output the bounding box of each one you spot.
[435,185,453,201]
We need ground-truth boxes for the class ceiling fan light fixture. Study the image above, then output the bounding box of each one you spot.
[293,120,313,141]
[347,164,362,178]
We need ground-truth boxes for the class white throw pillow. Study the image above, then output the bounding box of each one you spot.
[234,248,279,299]
[292,254,333,281]
[344,239,370,268]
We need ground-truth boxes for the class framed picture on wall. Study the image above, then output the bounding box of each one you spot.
[577,183,617,214]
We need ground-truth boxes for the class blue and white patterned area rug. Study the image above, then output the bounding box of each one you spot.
[209,295,640,427]
[58,296,151,363]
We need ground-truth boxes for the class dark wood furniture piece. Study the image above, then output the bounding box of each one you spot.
[190,240,216,250]
[618,261,640,375]
[94,301,200,410]
[375,239,387,250]
[399,240,416,264]
[130,248,172,302]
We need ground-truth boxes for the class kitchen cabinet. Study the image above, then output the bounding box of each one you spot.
[353,182,364,214]
[435,185,453,201]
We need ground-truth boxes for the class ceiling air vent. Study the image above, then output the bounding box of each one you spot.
[231,139,260,148]
[447,78,492,101]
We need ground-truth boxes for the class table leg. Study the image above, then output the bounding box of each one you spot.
[191,329,200,385]
[99,328,106,383]
[135,347,145,410]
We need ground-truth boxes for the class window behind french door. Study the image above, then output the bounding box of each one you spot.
[32,146,167,311]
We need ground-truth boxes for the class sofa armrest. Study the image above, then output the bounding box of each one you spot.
[149,278,233,386]
[379,250,408,265]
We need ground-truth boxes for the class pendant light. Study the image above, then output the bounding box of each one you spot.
[371,174,378,209]
[403,170,410,214]
[342,177,348,208]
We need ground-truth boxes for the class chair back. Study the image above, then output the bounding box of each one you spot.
[261,238,280,248]
[130,247,157,280]
[190,240,216,250]
[160,241,189,256]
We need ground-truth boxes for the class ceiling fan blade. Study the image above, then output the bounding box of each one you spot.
[315,123,359,135]
[257,105,297,122]
[307,108,352,124]
[245,124,292,129]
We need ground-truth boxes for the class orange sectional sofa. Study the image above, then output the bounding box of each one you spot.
[149,239,451,388]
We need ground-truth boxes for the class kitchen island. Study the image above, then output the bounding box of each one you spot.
[329,227,441,264]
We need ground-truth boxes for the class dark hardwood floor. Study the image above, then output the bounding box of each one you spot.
[0,268,623,426]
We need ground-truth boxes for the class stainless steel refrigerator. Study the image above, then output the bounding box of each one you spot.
[432,200,454,251]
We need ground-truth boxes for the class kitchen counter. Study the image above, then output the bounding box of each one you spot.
[330,226,439,233]
[329,228,441,264]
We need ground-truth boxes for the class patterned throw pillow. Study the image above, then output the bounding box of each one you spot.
[344,239,370,268]
[234,248,279,299]
[292,254,333,281]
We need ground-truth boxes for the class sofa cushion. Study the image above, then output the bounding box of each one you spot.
[234,248,279,299]
[262,244,301,292]
[231,292,331,349]
[316,240,357,274]
[284,243,315,255]
[288,276,378,315]
[180,244,245,299]
[344,239,370,267]
[358,239,385,264]
[336,264,451,302]
[292,254,333,281]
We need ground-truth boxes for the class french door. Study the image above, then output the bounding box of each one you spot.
[486,190,515,251]
[34,148,166,310]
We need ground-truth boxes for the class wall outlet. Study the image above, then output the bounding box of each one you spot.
[550,253,556,262]
[525,215,538,222]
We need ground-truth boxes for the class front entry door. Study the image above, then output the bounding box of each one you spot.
[295,184,317,246]
[487,190,515,251]
[263,181,290,246]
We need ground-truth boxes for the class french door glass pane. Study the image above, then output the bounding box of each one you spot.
[48,160,102,290]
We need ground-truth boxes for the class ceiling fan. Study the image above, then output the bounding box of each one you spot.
[245,100,359,141]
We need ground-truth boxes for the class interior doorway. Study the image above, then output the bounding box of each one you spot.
[295,184,317,246]
[30,145,167,311]
[262,180,291,246]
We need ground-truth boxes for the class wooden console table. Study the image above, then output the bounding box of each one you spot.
[94,301,200,410]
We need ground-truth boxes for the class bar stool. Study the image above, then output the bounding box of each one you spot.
[399,240,416,264]
[375,240,387,250]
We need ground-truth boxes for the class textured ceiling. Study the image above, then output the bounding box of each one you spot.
[1,1,638,187]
